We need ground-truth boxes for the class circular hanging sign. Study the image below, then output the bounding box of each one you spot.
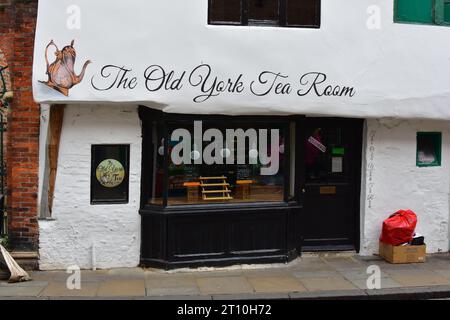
[96,159,125,188]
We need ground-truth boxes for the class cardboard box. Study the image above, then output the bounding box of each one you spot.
[379,241,426,264]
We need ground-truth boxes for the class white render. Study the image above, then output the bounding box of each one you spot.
[360,119,450,255]
[38,105,142,270]
[33,0,450,119]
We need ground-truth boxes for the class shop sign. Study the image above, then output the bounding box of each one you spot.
[95,159,125,188]
[91,145,130,204]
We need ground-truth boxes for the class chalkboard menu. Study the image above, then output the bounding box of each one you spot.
[91,145,130,204]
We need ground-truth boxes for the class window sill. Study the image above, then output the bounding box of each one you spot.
[394,20,450,27]
[140,200,301,215]
[38,217,56,221]
[417,163,441,168]
[207,23,321,29]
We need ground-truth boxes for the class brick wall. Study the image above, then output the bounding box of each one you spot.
[0,0,39,251]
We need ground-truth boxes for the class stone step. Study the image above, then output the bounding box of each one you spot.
[9,251,39,271]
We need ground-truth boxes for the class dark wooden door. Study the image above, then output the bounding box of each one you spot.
[301,118,363,251]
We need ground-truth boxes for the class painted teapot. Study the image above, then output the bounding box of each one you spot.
[40,40,91,96]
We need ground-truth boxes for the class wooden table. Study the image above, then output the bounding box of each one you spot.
[183,182,200,202]
[235,180,254,200]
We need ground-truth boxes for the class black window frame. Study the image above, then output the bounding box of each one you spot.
[416,132,442,167]
[139,107,301,211]
[208,0,321,28]
[91,144,130,205]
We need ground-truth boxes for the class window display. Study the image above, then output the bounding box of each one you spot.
[144,114,288,206]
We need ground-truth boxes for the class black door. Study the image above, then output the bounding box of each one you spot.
[301,118,363,251]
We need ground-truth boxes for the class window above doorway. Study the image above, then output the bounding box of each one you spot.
[208,0,321,28]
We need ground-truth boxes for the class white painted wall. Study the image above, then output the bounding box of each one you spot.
[361,119,450,255]
[33,0,450,119]
[38,104,142,270]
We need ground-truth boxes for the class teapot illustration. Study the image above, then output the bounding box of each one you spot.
[40,40,91,96]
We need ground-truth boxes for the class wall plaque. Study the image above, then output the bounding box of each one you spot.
[91,145,130,204]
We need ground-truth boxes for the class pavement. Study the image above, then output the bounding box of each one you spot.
[1,253,450,300]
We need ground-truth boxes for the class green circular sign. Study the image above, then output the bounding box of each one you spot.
[96,159,125,188]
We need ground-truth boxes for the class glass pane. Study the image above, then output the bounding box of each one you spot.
[248,0,280,23]
[167,122,285,205]
[209,0,242,24]
[286,0,319,26]
[148,121,164,205]
[417,133,441,167]
[305,127,347,183]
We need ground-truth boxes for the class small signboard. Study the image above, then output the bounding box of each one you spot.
[91,145,130,204]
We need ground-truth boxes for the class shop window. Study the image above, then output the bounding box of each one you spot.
[416,132,442,167]
[208,0,321,28]
[141,109,290,207]
[395,0,450,26]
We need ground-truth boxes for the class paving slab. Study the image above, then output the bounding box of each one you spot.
[417,257,450,270]
[246,275,307,293]
[139,295,212,300]
[321,257,364,270]
[365,285,450,299]
[292,271,342,279]
[386,270,450,287]
[212,293,290,300]
[107,268,145,279]
[193,270,245,278]
[146,276,198,288]
[348,277,402,290]
[0,296,50,300]
[298,277,358,292]
[434,269,450,280]
[196,276,254,295]
[97,279,145,297]
[0,285,45,297]
[290,258,335,272]
[145,275,201,296]
[39,282,99,297]
[338,269,390,280]
[375,262,423,271]
[289,289,366,300]
[146,286,201,296]
[79,270,110,282]
[28,271,69,282]
[0,280,48,287]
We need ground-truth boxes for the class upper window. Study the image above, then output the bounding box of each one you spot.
[208,0,321,28]
[395,0,450,26]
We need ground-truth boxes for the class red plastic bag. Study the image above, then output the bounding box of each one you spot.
[380,210,417,246]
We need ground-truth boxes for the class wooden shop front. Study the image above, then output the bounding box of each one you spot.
[139,107,363,269]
